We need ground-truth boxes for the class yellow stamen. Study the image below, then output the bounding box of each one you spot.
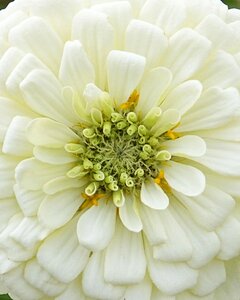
[154,171,171,193]
[120,90,139,110]
[79,193,105,211]
[166,130,180,140]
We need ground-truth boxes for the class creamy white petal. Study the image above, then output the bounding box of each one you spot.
[27,118,79,148]
[93,1,132,49]
[38,189,83,230]
[170,202,220,268]
[141,179,169,210]
[0,198,19,232]
[162,135,206,158]
[217,216,240,260]
[191,260,226,297]
[24,259,67,297]
[43,176,87,195]
[10,217,50,248]
[125,20,167,68]
[193,138,240,176]
[162,28,211,85]
[9,16,64,74]
[33,146,78,165]
[0,250,19,274]
[14,184,44,217]
[107,50,146,105]
[153,208,192,262]
[122,275,152,300]
[160,80,203,116]
[137,67,172,115]
[55,277,86,300]
[20,69,78,125]
[72,9,114,89]
[77,200,116,251]
[146,243,198,295]
[6,53,47,98]
[178,87,240,132]
[15,158,74,190]
[119,194,143,233]
[82,251,126,300]
[2,116,33,157]
[59,40,95,95]
[0,154,21,198]
[37,218,89,283]
[104,219,146,285]
[139,204,167,245]
[163,161,206,197]
[2,265,44,300]
[140,0,186,35]
[151,287,175,300]
[175,185,235,231]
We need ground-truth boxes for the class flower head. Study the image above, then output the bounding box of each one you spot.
[0,0,240,299]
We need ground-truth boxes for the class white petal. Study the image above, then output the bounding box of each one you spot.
[10,217,50,248]
[38,189,83,230]
[6,53,47,98]
[191,260,226,297]
[82,251,126,300]
[59,40,95,95]
[0,155,21,198]
[24,259,67,297]
[43,176,87,195]
[55,277,86,300]
[162,28,211,85]
[9,17,63,74]
[33,146,78,165]
[140,0,186,35]
[217,216,240,260]
[137,67,172,115]
[151,287,175,300]
[0,97,35,142]
[104,219,146,285]
[178,87,240,132]
[27,118,79,148]
[37,218,90,283]
[93,1,132,49]
[170,201,221,268]
[160,80,203,116]
[141,179,169,210]
[0,198,19,232]
[139,204,167,245]
[122,275,152,300]
[193,138,240,176]
[163,161,205,197]
[72,9,114,89]
[14,184,44,217]
[146,243,198,295]
[107,50,146,104]
[2,265,44,300]
[125,20,167,68]
[119,194,142,233]
[2,116,33,157]
[161,135,206,158]
[20,69,79,125]
[175,185,235,231]
[153,208,192,262]
[0,250,19,274]
[15,158,73,190]
[77,200,116,251]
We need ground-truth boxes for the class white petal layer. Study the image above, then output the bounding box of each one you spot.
[55,277,86,300]
[37,218,89,283]
[104,220,146,285]
[163,161,205,197]
[38,189,83,230]
[122,275,152,300]
[77,200,116,251]
[141,179,169,210]
[82,251,125,300]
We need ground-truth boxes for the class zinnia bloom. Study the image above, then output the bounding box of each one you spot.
[0,0,240,299]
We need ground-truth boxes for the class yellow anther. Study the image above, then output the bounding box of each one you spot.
[119,90,139,110]
[80,193,105,211]
[154,171,171,193]
[166,130,180,140]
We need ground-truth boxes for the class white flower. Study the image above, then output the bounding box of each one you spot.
[0,0,240,299]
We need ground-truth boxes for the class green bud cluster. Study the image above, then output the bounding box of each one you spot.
[65,107,171,196]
